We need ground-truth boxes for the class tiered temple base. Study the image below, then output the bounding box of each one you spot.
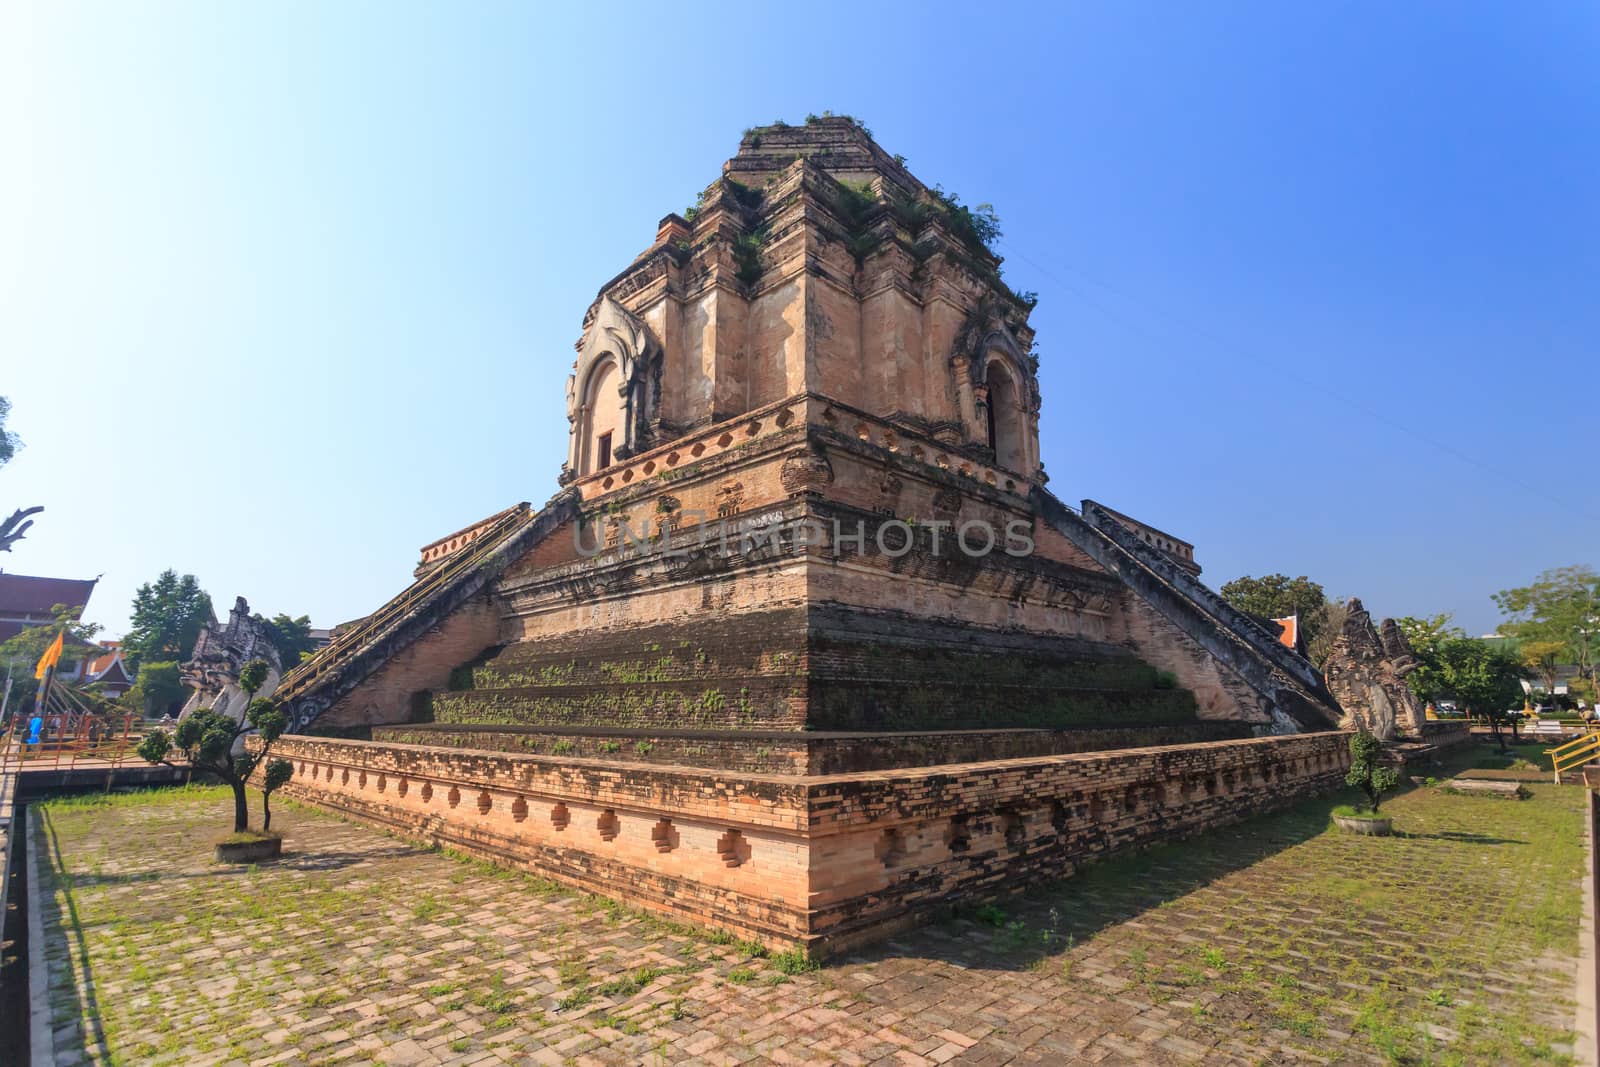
[274,729,1351,954]
[263,121,1362,955]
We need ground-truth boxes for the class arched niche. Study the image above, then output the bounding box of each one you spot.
[970,337,1038,478]
[985,359,1027,475]
[951,313,1041,481]
[578,355,624,476]
[562,296,661,482]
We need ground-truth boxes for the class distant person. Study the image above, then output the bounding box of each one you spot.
[27,714,42,744]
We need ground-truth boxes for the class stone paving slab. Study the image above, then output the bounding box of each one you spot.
[30,745,1586,1065]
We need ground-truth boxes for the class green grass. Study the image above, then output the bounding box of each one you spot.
[28,740,1587,1067]
[940,743,1586,1065]
[1330,803,1387,818]
[770,948,818,975]
[597,966,674,999]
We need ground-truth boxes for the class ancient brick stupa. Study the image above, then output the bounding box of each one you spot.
[272,118,1349,953]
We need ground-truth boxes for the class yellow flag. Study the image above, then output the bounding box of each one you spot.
[34,630,65,679]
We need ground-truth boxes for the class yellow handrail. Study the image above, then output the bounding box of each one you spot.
[1552,732,1600,785]
[1549,728,1600,758]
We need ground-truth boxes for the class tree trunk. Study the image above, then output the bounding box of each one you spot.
[1489,717,1507,754]
[262,791,273,833]
[230,779,249,832]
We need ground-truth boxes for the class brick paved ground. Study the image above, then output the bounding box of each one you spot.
[33,741,1585,1066]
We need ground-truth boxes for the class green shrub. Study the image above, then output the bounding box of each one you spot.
[1344,733,1400,814]
[1332,804,1386,818]
[771,948,818,975]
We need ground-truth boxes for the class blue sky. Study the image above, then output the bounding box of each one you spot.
[2,1,1595,638]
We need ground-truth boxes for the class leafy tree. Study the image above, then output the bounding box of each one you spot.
[1494,565,1600,698]
[260,757,294,832]
[1344,732,1400,814]
[237,658,268,697]
[0,605,103,711]
[136,658,293,833]
[123,660,187,717]
[253,613,318,670]
[1306,599,1349,670]
[1397,614,1466,704]
[1519,640,1565,704]
[1429,637,1526,753]
[124,571,213,671]
[1220,574,1331,652]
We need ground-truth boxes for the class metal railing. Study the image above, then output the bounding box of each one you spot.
[0,712,167,783]
[1549,729,1600,785]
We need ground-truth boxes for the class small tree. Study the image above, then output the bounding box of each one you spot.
[1520,640,1564,707]
[135,658,293,835]
[261,757,294,832]
[1345,732,1400,814]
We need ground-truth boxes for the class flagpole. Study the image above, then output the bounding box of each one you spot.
[34,663,56,722]
[31,627,67,737]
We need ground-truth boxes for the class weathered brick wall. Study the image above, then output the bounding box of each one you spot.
[804,731,1351,951]
[273,735,813,946]
[432,609,809,730]
[319,595,502,729]
[1420,720,1472,749]
[272,730,1350,954]
[803,722,1251,773]
[367,721,1251,774]
[372,725,813,773]
[1113,586,1267,725]
[802,620,1197,732]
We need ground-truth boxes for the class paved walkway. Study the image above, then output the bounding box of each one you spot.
[32,745,1586,1066]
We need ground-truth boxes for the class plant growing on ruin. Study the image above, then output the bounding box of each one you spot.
[136,658,295,835]
[1343,732,1400,814]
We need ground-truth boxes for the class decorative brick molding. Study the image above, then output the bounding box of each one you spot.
[271,731,1351,954]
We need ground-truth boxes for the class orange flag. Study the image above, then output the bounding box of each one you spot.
[34,630,64,679]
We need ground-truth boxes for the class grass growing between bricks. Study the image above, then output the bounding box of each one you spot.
[31,743,1586,1065]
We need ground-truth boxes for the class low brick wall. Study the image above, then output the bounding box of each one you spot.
[804,731,1351,951]
[273,736,812,945]
[1420,720,1472,749]
[272,730,1351,954]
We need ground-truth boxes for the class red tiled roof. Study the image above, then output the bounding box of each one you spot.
[0,573,98,617]
[88,650,134,686]
[85,642,122,676]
